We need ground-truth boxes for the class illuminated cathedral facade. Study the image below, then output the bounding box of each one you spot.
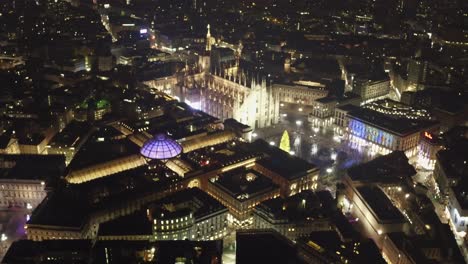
[145,25,280,129]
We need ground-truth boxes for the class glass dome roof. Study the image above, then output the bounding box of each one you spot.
[140,134,182,160]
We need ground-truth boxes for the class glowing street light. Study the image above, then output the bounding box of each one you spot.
[269,141,275,146]
[1,234,7,242]
[298,108,303,112]
[326,167,333,173]
[289,151,295,155]
[296,120,303,126]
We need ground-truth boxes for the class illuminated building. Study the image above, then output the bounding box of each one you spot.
[273,82,328,106]
[253,191,335,241]
[346,107,439,157]
[74,99,112,122]
[309,93,361,128]
[309,97,337,128]
[433,127,468,237]
[417,131,442,170]
[0,134,20,154]
[144,26,279,129]
[252,140,319,197]
[206,167,280,223]
[341,152,416,238]
[363,99,432,120]
[140,134,182,160]
[200,71,279,129]
[149,188,228,241]
[0,154,65,208]
[352,77,390,104]
[334,104,360,134]
[47,121,93,165]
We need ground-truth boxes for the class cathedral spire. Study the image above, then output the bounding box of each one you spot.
[206,24,212,51]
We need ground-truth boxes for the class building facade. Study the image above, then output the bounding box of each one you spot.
[200,73,279,129]
[273,82,328,106]
[353,78,390,103]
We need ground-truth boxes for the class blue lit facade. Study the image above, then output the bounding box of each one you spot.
[349,119,395,149]
[347,118,420,157]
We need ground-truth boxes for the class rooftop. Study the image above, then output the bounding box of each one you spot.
[236,229,307,264]
[4,240,92,263]
[93,240,223,264]
[348,107,439,136]
[252,140,318,181]
[255,190,336,222]
[98,210,152,237]
[67,126,139,170]
[140,134,183,160]
[356,186,405,222]
[211,167,279,201]
[347,151,416,184]
[0,154,65,183]
[149,188,227,220]
[48,121,92,147]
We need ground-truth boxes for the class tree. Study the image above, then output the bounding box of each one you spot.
[279,130,290,153]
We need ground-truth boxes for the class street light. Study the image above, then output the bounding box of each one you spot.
[326,168,333,173]
[298,108,303,112]
[269,141,275,146]
[296,120,302,126]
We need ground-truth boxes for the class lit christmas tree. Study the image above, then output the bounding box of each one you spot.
[279,130,290,153]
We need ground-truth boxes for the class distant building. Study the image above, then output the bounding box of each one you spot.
[352,77,390,103]
[273,81,328,106]
[309,93,361,127]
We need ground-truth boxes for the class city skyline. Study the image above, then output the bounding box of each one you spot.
[0,0,467,263]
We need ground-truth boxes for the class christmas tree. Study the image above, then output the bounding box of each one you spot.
[279,130,290,153]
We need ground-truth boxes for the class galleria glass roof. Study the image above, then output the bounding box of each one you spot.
[140,134,182,160]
